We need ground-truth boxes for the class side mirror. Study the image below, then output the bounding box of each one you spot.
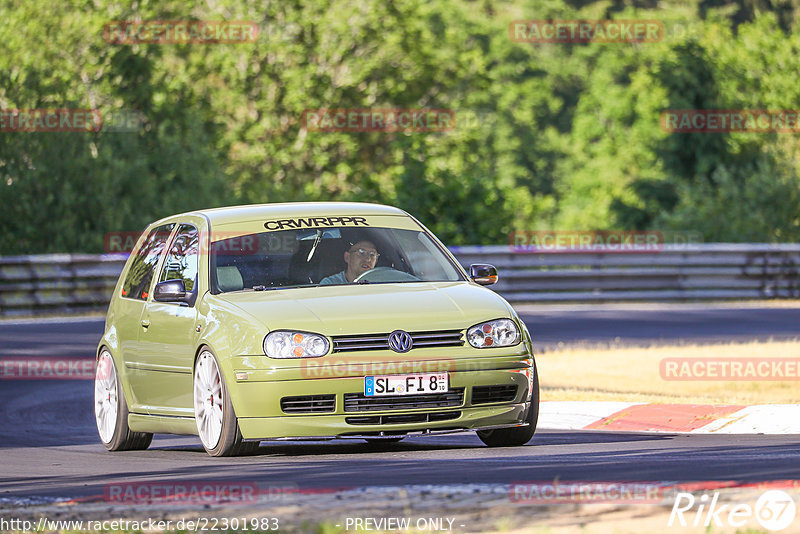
[470,264,498,286]
[153,279,193,304]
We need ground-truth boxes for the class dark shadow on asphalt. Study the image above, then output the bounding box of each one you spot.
[149,439,481,456]
[4,437,800,501]
[531,431,673,445]
[146,431,781,463]
[147,429,673,456]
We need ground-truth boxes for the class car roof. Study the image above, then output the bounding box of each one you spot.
[158,202,409,226]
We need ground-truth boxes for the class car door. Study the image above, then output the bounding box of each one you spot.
[136,223,201,417]
[116,223,176,412]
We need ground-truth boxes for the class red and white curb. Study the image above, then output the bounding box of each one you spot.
[539,401,800,434]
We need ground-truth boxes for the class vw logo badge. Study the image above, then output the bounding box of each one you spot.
[388,330,413,353]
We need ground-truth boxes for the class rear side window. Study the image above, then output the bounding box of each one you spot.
[159,224,199,293]
[121,223,175,300]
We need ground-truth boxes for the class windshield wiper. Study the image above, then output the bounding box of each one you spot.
[252,285,293,291]
[251,284,318,291]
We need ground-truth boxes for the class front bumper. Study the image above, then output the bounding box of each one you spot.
[238,403,531,440]
[250,422,531,442]
[230,354,534,440]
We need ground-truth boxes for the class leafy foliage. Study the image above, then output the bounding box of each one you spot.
[1,0,799,253]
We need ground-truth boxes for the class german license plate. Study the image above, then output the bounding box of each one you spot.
[364,373,448,396]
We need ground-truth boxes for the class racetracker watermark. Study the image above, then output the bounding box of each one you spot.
[301,109,455,132]
[510,231,702,253]
[661,358,800,381]
[104,481,274,505]
[510,481,665,503]
[509,20,664,43]
[0,109,101,132]
[300,357,456,379]
[0,357,97,380]
[103,20,259,44]
[104,230,296,255]
[101,109,146,133]
[661,110,800,133]
[1,516,280,532]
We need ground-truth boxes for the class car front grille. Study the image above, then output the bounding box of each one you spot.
[471,385,518,405]
[280,394,336,414]
[345,411,461,425]
[343,389,465,412]
[331,330,464,353]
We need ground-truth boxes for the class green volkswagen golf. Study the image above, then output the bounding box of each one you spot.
[95,202,539,456]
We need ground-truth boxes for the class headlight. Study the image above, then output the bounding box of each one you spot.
[467,319,520,348]
[263,330,329,358]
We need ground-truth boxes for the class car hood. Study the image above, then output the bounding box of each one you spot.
[213,281,514,334]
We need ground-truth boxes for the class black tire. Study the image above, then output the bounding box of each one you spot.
[194,348,260,457]
[96,350,153,452]
[477,364,540,448]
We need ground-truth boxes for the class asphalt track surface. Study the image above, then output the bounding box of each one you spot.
[1,305,799,503]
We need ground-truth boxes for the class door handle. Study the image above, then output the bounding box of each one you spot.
[141,319,151,328]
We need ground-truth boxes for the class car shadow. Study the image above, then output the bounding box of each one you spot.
[148,429,673,457]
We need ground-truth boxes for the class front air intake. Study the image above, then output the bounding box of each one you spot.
[280,394,336,413]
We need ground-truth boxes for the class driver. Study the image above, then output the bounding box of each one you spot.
[319,240,379,285]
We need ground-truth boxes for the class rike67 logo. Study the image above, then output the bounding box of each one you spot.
[669,490,797,531]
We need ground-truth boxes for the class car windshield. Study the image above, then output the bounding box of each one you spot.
[210,226,464,293]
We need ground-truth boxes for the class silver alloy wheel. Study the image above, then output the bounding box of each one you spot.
[194,351,224,450]
[94,350,118,443]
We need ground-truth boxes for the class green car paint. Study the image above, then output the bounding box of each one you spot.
[96,202,538,456]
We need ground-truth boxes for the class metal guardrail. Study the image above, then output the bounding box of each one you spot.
[2,244,800,316]
[451,244,800,302]
[0,254,126,316]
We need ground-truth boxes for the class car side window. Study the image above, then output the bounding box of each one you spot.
[158,224,199,293]
[121,223,175,300]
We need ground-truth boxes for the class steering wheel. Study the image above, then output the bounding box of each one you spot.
[353,266,420,283]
